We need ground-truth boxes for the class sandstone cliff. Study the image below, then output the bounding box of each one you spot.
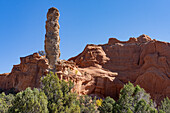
[69,34,170,103]
[0,53,49,91]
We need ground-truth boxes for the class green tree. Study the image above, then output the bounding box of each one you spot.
[41,71,80,113]
[114,82,157,113]
[79,95,98,113]
[159,97,170,113]
[98,97,115,113]
[9,87,48,113]
[0,92,14,113]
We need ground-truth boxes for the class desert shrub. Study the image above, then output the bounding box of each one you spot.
[38,50,46,56]
[114,82,157,113]
[9,87,48,113]
[98,97,115,113]
[41,71,80,113]
[159,97,170,113]
[79,95,98,113]
[0,92,14,113]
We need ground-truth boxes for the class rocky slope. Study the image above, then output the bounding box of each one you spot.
[0,34,170,104]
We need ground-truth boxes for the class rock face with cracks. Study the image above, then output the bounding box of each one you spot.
[0,53,81,93]
[45,7,60,69]
[0,53,49,91]
[69,34,170,103]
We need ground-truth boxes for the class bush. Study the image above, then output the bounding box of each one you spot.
[0,92,14,113]
[41,71,80,113]
[159,97,170,113]
[38,50,46,56]
[9,87,48,113]
[115,82,157,113]
[79,95,98,113]
[98,97,115,113]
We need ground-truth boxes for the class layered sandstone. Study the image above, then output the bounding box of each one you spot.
[69,34,170,103]
[0,53,49,91]
[45,7,60,69]
[0,53,82,93]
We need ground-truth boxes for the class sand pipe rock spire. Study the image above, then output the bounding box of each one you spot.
[45,7,61,69]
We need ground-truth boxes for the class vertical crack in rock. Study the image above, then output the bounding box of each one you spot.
[45,7,60,69]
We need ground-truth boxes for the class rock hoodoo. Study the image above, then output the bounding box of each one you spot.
[45,7,60,69]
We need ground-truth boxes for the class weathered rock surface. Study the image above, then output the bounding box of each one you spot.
[69,34,170,103]
[45,7,60,69]
[0,53,49,91]
[0,53,82,93]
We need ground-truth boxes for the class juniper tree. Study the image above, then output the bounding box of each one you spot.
[114,82,157,113]
[0,92,14,113]
[41,71,80,113]
[98,97,115,113]
[79,95,98,113]
[9,87,48,113]
[159,97,170,113]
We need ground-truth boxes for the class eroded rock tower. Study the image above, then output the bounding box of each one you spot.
[45,7,60,69]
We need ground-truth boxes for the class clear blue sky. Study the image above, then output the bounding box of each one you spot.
[0,0,170,73]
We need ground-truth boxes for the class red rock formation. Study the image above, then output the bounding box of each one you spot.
[0,34,169,104]
[69,34,170,103]
[0,53,82,93]
[0,53,49,91]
